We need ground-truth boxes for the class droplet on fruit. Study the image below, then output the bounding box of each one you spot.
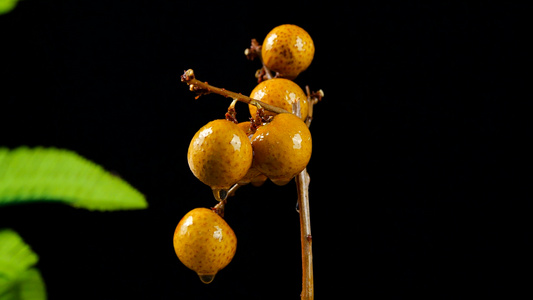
[198,273,216,284]
[187,119,253,193]
[173,208,237,284]
[212,188,228,201]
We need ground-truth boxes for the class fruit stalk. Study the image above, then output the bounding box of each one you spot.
[296,168,313,300]
[181,69,289,115]
[293,97,314,300]
[304,85,324,127]
[244,38,274,82]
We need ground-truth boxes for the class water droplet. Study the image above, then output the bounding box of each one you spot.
[212,188,228,201]
[198,273,216,284]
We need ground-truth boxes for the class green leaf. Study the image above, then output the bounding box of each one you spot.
[0,229,38,282]
[0,229,46,300]
[0,147,147,211]
[0,0,19,15]
[0,268,47,300]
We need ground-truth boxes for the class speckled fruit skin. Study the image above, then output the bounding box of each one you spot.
[251,113,312,185]
[173,208,237,284]
[237,121,254,138]
[236,121,268,186]
[248,78,308,121]
[262,24,314,79]
[238,165,268,187]
[188,119,253,190]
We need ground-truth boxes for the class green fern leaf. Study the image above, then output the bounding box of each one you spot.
[0,268,47,300]
[0,0,19,15]
[0,229,38,282]
[0,229,46,300]
[0,147,147,211]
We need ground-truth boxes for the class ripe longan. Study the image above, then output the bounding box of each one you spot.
[173,208,237,284]
[251,113,312,185]
[249,78,308,121]
[262,24,314,79]
[236,121,268,186]
[187,119,253,198]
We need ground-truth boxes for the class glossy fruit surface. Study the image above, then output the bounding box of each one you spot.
[188,119,253,194]
[237,121,254,138]
[262,24,314,79]
[251,113,312,185]
[173,208,237,284]
[238,165,268,187]
[249,78,308,121]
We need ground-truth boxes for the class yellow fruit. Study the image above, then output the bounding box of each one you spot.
[187,119,253,199]
[173,208,237,284]
[249,78,308,121]
[251,113,312,185]
[235,121,268,186]
[237,121,254,138]
[238,165,268,187]
[262,24,314,79]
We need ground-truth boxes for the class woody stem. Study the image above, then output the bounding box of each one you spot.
[295,169,313,300]
[292,100,314,300]
[181,69,289,114]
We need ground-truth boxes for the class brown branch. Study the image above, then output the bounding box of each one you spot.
[304,85,324,128]
[293,99,314,300]
[295,169,313,300]
[211,183,242,218]
[181,69,289,115]
[245,39,273,82]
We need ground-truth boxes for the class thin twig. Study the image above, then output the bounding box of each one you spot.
[304,85,324,128]
[295,169,313,300]
[211,183,242,218]
[245,39,274,82]
[293,99,314,300]
[181,69,289,115]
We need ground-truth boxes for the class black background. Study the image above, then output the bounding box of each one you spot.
[0,1,525,299]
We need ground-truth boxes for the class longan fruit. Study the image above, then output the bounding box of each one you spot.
[173,208,237,284]
[251,113,312,185]
[262,24,314,79]
[249,78,308,121]
[188,119,253,198]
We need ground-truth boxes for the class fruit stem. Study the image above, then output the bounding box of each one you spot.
[211,183,242,218]
[304,85,324,127]
[292,99,314,300]
[296,169,314,300]
[181,69,289,115]
[225,99,239,123]
[245,38,274,82]
[212,199,227,217]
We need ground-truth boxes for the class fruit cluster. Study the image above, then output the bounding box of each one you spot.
[174,24,318,284]
[188,109,312,196]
